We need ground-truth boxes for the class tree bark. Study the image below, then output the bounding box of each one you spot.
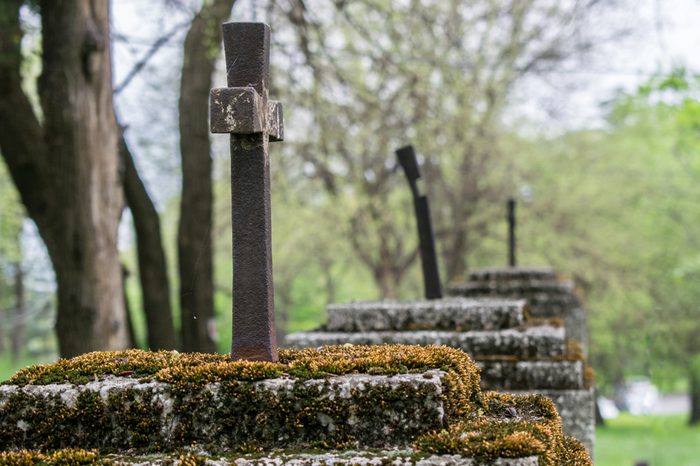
[0,0,129,357]
[10,262,25,363]
[121,135,178,350]
[177,0,235,353]
[690,355,700,425]
[121,264,137,348]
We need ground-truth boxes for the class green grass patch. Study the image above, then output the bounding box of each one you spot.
[0,352,55,384]
[596,414,700,466]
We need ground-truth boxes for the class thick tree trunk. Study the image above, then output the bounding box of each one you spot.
[10,262,25,363]
[121,135,178,350]
[0,0,129,357]
[177,0,235,353]
[40,0,129,357]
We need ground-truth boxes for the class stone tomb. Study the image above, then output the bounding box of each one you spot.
[447,267,588,356]
[285,297,595,453]
[0,346,590,465]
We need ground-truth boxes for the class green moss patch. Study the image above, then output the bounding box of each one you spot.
[0,346,589,464]
[415,392,592,466]
[0,448,101,465]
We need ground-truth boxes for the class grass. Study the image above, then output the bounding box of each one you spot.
[0,351,56,383]
[596,414,700,466]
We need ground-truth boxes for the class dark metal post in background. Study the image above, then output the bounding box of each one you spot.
[507,197,516,267]
[396,145,442,299]
[210,23,284,362]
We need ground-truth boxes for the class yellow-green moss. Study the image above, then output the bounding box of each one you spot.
[0,346,590,464]
[0,448,102,465]
[279,345,482,418]
[414,392,591,466]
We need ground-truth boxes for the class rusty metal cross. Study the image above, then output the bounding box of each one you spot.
[210,23,283,362]
[396,145,442,300]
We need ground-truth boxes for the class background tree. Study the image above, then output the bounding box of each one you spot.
[269,0,619,297]
[178,0,236,353]
[0,0,129,357]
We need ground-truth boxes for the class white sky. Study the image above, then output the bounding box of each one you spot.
[112,0,700,133]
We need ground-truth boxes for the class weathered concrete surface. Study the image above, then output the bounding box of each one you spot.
[447,267,588,356]
[509,388,595,456]
[101,452,541,465]
[324,298,526,332]
[0,371,447,451]
[477,360,585,390]
[285,326,565,359]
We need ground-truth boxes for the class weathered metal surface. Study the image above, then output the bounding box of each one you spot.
[507,198,516,267]
[210,22,282,362]
[396,145,442,299]
[210,88,284,140]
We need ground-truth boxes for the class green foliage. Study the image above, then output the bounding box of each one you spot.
[0,159,23,263]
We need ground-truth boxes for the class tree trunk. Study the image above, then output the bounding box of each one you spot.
[121,135,178,350]
[0,0,129,357]
[0,277,5,353]
[690,355,700,425]
[374,261,400,299]
[121,264,137,348]
[443,227,467,284]
[177,0,235,353]
[10,262,25,363]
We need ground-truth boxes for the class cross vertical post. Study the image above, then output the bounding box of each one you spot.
[507,198,516,267]
[396,145,442,300]
[209,22,284,362]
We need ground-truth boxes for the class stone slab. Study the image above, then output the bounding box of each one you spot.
[467,267,557,282]
[509,388,595,457]
[96,452,541,465]
[0,371,447,452]
[285,326,565,359]
[477,360,585,390]
[324,298,526,332]
[448,269,588,355]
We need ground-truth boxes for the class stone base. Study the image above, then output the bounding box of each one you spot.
[478,360,585,390]
[285,326,565,359]
[509,388,595,456]
[0,348,591,466]
[446,267,588,356]
[324,298,526,332]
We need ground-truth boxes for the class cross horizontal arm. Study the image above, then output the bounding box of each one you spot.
[210,87,283,140]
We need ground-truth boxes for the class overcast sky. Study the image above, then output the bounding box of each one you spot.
[112,0,700,133]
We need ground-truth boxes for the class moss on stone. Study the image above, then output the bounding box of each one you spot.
[0,346,589,464]
[0,448,102,465]
[414,392,591,466]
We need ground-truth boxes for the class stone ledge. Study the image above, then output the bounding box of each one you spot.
[477,360,585,390]
[0,371,448,452]
[447,283,578,298]
[285,327,565,359]
[508,389,595,457]
[118,452,541,465]
[324,298,526,332]
[0,450,542,465]
[467,267,557,282]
